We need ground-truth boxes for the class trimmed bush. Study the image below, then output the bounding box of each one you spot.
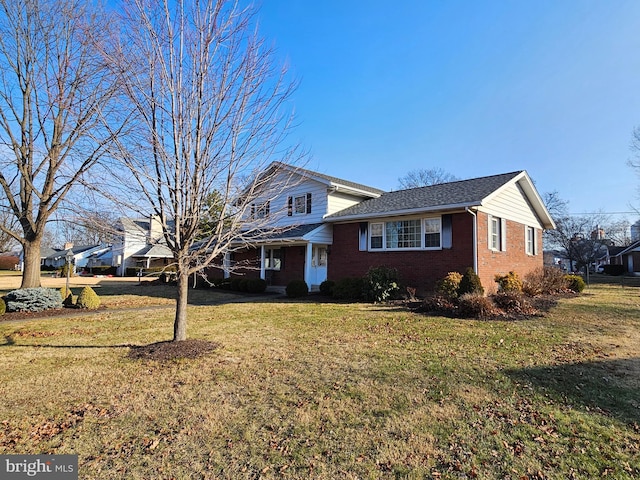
[457,293,495,319]
[494,271,523,293]
[564,274,586,293]
[458,267,484,296]
[0,298,5,315]
[435,271,463,299]
[319,280,335,296]
[245,278,267,293]
[286,280,309,298]
[362,266,400,302]
[332,277,364,301]
[76,286,101,309]
[5,288,62,312]
[59,286,74,307]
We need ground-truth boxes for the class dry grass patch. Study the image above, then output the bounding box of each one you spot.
[0,282,639,479]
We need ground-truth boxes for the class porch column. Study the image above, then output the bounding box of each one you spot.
[260,245,266,280]
[304,242,313,287]
[223,252,231,279]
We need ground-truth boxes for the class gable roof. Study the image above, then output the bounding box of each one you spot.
[325,171,555,229]
[264,162,385,198]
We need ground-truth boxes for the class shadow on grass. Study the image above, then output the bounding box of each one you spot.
[505,358,640,425]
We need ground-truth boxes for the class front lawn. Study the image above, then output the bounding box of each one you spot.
[1,281,638,479]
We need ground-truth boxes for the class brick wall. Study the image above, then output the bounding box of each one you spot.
[329,211,544,294]
[475,211,544,292]
[328,213,475,292]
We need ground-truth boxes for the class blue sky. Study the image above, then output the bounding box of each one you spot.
[257,1,640,218]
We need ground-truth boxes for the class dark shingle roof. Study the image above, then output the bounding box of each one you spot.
[326,171,523,220]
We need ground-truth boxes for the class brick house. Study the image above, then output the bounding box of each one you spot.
[213,163,555,293]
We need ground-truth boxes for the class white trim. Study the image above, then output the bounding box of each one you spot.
[367,216,444,251]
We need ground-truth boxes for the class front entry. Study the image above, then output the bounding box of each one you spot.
[309,245,328,287]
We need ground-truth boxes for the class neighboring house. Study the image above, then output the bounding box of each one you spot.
[40,243,111,273]
[610,240,640,275]
[209,163,555,292]
[111,216,174,276]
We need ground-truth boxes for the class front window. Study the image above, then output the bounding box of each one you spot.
[424,218,441,248]
[265,248,281,270]
[386,220,421,249]
[370,223,383,249]
[490,217,500,251]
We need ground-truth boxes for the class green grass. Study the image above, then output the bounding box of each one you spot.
[1,280,639,479]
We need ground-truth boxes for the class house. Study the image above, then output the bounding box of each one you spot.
[111,216,174,276]
[210,163,555,293]
[610,240,640,275]
[40,243,111,273]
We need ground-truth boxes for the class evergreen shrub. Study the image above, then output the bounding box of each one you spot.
[564,274,586,293]
[435,272,463,299]
[458,267,484,296]
[362,266,400,302]
[286,280,309,298]
[76,286,101,309]
[5,288,63,312]
[332,277,364,301]
[319,280,335,296]
[494,271,523,293]
[59,286,74,306]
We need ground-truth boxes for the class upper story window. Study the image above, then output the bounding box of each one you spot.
[288,193,312,216]
[369,217,442,251]
[251,201,270,220]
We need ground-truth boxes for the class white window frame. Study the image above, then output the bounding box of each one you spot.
[293,195,307,215]
[488,215,506,252]
[526,226,537,255]
[368,217,443,251]
[424,217,442,249]
[265,247,281,270]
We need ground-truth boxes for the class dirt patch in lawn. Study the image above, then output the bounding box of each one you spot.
[127,339,221,361]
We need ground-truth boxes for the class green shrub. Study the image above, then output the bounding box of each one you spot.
[0,298,5,315]
[458,267,484,296]
[286,280,309,298]
[5,288,63,312]
[362,266,400,302]
[246,278,267,293]
[59,286,74,307]
[229,278,243,291]
[76,286,101,309]
[494,271,523,293]
[523,266,568,296]
[319,280,335,296]
[457,293,495,319]
[60,263,74,278]
[564,274,586,293]
[435,271,463,299]
[332,277,364,301]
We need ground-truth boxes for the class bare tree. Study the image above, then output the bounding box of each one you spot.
[108,0,302,341]
[0,208,18,253]
[0,0,125,287]
[397,168,459,189]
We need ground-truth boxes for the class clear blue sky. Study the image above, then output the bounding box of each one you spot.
[256,0,640,219]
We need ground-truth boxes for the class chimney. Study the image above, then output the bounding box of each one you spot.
[149,214,163,242]
[63,242,74,250]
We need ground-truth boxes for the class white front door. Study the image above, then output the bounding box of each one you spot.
[309,245,328,286]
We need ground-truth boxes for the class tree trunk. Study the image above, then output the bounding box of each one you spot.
[173,269,189,341]
[21,239,43,288]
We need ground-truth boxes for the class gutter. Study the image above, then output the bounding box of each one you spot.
[466,207,478,274]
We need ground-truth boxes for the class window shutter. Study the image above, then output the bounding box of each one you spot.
[487,215,493,249]
[306,193,312,214]
[358,222,368,251]
[500,218,507,251]
[442,215,452,249]
[251,204,255,219]
[287,197,292,216]
[265,201,270,217]
[533,227,538,255]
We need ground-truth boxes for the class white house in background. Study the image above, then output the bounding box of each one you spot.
[111,216,174,276]
[37,243,110,273]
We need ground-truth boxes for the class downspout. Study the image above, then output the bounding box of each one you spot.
[466,207,478,274]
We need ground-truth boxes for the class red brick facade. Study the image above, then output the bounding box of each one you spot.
[475,211,544,292]
[328,211,544,293]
